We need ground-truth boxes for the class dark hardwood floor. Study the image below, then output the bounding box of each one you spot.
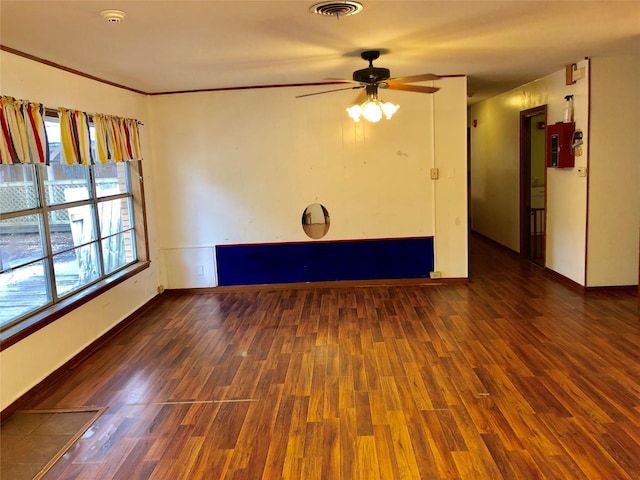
[16,235,640,479]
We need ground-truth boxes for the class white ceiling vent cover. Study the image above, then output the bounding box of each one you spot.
[310,1,363,18]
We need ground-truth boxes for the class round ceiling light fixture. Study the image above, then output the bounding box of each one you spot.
[100,9,126,23]
[309,1,363,18]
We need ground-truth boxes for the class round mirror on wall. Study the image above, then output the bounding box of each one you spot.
[301,203,330,239]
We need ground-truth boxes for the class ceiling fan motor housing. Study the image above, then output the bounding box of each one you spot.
[353,67,391,83]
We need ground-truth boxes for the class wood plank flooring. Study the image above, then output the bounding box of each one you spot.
[18,235,640,479]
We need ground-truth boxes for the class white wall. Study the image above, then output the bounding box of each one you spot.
[432,77,469,278]
[470,60,589,285]
[0,52,160,411]
[587,54,640,286]
[150,76,468,286]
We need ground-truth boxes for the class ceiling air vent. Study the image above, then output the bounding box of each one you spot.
[309,1,363,18]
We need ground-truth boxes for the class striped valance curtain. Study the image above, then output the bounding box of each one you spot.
[0,94,142,167]
[58,108,94,166]
[93,114,142,163]
[0,95,49,165]
[59,109,142,165]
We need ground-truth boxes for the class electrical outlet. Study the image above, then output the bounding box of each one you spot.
[430,168,439,180]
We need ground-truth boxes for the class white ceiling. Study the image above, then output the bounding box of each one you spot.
[1,1,639,103]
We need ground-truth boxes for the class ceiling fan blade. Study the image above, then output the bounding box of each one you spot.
[387,83,440,94]
[324,78,361,84]
[386,73,440,84]
[353,88,367,105]
[296,85,364,98]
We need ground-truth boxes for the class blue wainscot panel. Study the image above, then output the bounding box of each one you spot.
[216,237,434,286]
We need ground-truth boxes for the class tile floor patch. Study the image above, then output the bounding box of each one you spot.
[1,407,106,480]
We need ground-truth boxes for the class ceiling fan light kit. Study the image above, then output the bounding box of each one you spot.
[346,99,399,123]
[298,50,439,123]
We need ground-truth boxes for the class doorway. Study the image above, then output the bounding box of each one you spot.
[520,106,547,267]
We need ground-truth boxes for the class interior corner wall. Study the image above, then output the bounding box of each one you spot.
[433,76,469,278]
[149,77,468,286]
[470,60,589,285]
[587,54,640,287]
[0,52,160,412]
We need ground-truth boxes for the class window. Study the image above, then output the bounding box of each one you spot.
[0,111,148,340]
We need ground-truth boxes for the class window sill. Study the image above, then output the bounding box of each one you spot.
[0,261,151,352]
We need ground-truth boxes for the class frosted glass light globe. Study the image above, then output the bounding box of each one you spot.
[381,102,399,119]
[346,104,363,122]
[362,101,382,123]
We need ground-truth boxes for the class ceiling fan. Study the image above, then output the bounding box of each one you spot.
[296,50,439,122]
